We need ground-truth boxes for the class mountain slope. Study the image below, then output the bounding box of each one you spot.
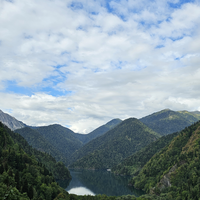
[132,120,200,199]
[0,109,26,130]
[139,109,200,136]
[0,122,69,199]
[69,118,160,169]
[15,127,69,165]
[73,118,122,144]
[34,124,83,161]
[112,131,179,176]
[8,126,71,180]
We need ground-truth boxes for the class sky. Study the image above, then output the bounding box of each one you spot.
[0,0,200,134]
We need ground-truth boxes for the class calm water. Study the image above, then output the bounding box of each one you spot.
[57,170,145,197]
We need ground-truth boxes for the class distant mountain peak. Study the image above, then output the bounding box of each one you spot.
[0,109,26,130]
[104,118,122,129]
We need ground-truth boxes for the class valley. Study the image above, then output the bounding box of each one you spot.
[0,108,200,199]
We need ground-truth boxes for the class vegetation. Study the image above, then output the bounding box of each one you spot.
[8,126,71,180]
[33,124,83,160]
[0,122,69,199]
[139,109,200,136]
[74,119,122,144]
[132,120,200,200]
[69,118,160,169]
[15,127,69,165]
[112,131,179,176]
[0,122,171,200]
[16,124,83,165]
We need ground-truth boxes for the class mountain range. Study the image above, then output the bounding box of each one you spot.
[139,109,200,136]
[1,108,200,199]
[1,108,200,169]
[69,118,160,169]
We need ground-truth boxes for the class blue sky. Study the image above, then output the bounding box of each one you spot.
[0,0,200,133]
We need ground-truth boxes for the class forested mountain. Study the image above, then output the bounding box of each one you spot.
[34,124,83,160]
[0,109,26,130]
[112,131,179,176]
[15,127,69,165]
[7,125,71,180]
[69,118,160,169]
[139,109,200,136]
[132,120,200,200]
[16,124,83,165]
[73,119,122,144]
[0,122,69,199]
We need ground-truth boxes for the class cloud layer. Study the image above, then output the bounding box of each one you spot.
[0,0,200,133]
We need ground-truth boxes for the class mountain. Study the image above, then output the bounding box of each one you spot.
[16,124,83,165]
[132,120,200,200]
[15,126,69,165]
[6,124,71,180]
[139,109,200,136]
[0,109,26,130]
[34,124,83,159]
[0,122,69,199]
[112,131,179,176]
[69,118,160,170]
[73,118,122,144]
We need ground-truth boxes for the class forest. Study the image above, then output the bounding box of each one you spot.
[1,109,200,199]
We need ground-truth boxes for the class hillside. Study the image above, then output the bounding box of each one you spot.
[0,122,69,199]
[15,127,69,165]
[7,125,71,180]
[16,124,83,165]
[112,131,179,176]
[0,109,26,130]
[132,120,200,199]
[34,124,83,160]
[69,118,160,169]
[73,118,122,144]
[139,109,200,136]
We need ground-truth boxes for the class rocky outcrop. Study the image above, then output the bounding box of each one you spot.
[0,110,26,130]
[157,164,177,190]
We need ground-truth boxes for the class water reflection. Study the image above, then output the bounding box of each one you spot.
[68,187,95,196]
[58,170,145,197]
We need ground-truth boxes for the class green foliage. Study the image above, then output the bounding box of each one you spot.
[132,121,200,199]
[9,126,71,180]
[140,109,200,136]
[112,131,179,176]
[0,122,69,200]
[34,124,83,161]
[15,127,69,165]
[69,118,160,169]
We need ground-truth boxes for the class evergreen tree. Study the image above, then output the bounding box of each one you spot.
[22,179,29,194]
[0,165,4,174]
[28,185,34,199]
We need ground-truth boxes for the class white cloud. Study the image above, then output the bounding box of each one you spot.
[0,0,200,133]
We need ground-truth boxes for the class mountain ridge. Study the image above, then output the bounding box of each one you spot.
[73,118,122,144]
[69,118,160,169]
[0,109,26,130]
[132,120,200,199]
[139,109,200,136]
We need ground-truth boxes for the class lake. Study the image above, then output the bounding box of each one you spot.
[57,170,145,197]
